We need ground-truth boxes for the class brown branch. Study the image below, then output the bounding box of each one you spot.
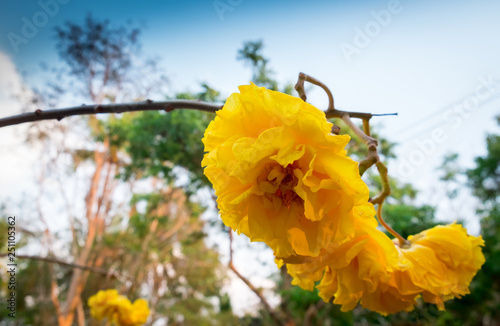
[341,113,379,177]
[0,254,123,279]
[343,114,406,243]
[376,202,409,247]
[50,269,63,318]
[62,147,106,326]
[0,99,223,128]
[1,79,396,129]
[370,161,390,205]
[362,119,371,137]
[76,299,85,326]
[295,73,407,245]
[295,72,397,120]
[295,72,334,110]
[228,230,286,326]
[341,113,378,147]
[303,300,325,326]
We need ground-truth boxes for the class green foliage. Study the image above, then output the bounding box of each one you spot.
[105,84,221,193]
[238,40,278,91]
[441,116,500,324]
[107,109,213,191]
[383,204,437,239]
[466,117,500,203]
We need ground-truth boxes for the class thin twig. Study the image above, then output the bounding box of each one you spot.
[295,73,407,245]
[228,230,285,326]
[362,119,371,137]
[0,254,124,279]
[341,113,378,147]
[294,72,397,120]
[370,161,390,205]
[295,72,335,110]
[377,202,409,247]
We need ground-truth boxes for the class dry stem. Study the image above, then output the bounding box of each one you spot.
[295,72,406,244]
[0,254,124,279]
[228,230,287,326]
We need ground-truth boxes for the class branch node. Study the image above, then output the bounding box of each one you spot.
[295,73,307,102]
[146,99,154,104]
[95,105,103,113]
[35,109,42,116]
[295,72,334,110]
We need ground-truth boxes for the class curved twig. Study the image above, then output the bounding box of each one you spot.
[295,72,406,245]
[295,72,335,110]
[228,230,286,326]
[0,253,125,280]
[377,202,409,247]
[295,72,397,120]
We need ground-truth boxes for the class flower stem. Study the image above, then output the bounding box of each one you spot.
[377,202,409,247]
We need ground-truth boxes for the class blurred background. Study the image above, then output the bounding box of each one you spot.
[0,0,499,325]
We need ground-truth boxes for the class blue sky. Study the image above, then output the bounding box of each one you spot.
[1,0,500,230]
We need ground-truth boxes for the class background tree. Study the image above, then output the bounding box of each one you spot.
[0,15,237,326]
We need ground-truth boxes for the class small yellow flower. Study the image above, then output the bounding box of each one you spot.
[396,223,485,310]
[88,289,121,321]
[88,289,150,326]
[118,299,150,326]
[202,84,374,259]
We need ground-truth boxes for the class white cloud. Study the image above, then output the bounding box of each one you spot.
[0,51,32,105]
[0,52,37,208]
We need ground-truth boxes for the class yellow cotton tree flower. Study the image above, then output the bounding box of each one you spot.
[88,289,121,321]
[88,289,150,326]
[117,299,150,326]
[396,223,485,310]
[284,221,485,315]
[284,217,402,313]
[202,84,374,259]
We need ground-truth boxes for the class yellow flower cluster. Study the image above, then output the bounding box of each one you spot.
[88,289,149,326]
[284,221,485,315]
[202,84,374,259]
[202,84,485,315]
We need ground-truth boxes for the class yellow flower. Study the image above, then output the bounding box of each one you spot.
[117,299,150,326]
[202,84,374,259]
[358,251,420,315]
[285,217,401,313]
[285,221,485,315]
[88,289,121,321]
[396,223,485,310]
[88,289,150,326]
